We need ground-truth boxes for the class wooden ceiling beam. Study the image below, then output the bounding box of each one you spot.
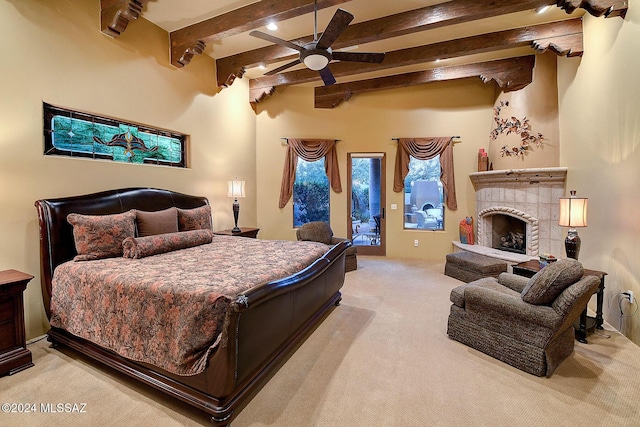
[313,56,536,109]
[218,0,556,87]
[100,0,149,37]
[532,33,583,56]
[169,0,353,68]
[218,0,627,88]
[249,18,583,105]
[557,0,628,18]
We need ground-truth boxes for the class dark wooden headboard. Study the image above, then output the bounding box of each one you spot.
[34,187,209,319]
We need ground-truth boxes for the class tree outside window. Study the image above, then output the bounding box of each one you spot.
[293,159,329,227]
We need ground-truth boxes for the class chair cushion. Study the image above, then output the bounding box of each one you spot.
[297,222,333,245]
[450,277,516,308]
[521,259,584,305]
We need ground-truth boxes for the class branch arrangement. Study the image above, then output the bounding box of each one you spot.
[489,101,544,157]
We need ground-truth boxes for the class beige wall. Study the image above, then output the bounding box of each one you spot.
[255,80,495,260]
[0,1,257,339]
[489,52,560,170]
[558,9,640,344]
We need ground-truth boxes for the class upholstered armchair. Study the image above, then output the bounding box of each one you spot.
[296,221,357,272]
[447,259,600,377]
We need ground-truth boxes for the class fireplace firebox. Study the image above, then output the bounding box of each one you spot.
[492,214,526,254]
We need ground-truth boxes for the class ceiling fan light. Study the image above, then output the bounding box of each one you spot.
[303,54,330,71]
[301,47,332,71]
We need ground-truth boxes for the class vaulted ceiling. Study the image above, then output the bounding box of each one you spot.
[100,0,627,108]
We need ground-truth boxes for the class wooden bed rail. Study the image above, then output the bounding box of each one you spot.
[233,240,351,312]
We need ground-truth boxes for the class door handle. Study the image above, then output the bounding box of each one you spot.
[382,207,385,219]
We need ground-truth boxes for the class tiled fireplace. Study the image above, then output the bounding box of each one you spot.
[454,167,567,266]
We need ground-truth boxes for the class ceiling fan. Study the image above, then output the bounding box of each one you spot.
[249,1,385,86]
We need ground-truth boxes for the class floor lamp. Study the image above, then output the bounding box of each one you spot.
[558,190,588,260]
[227,178,245,233]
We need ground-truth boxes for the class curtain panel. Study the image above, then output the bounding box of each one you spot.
[393,137,457,211]
[279,139,342,209]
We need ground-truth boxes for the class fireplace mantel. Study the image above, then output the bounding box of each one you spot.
[470,167,567,188]
[465,166,568,259]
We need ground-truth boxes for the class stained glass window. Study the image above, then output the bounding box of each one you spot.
[43,103,187,167]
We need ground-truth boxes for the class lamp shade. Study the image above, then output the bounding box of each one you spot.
[227,180,246,198]
[559,191,588,228]
[303,54,329,71]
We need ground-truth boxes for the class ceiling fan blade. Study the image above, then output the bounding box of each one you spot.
[332,51,385,63]
[249,30,305,53]
[264,59,302,75]
[319,67,336,86]
[316,9,354,50]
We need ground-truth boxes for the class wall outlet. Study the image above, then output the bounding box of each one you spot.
[628,290,634,304]
[390,203,398,210]
[414,239,419,247]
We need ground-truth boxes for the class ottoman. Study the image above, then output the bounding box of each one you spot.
[445,252,507,283]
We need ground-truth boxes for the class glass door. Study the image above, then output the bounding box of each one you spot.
[348,153,386,256]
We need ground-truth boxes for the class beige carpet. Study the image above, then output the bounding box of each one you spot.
[2,257,640,426]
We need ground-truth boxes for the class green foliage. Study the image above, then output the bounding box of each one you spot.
[351,186,370,222]
[351,158,371,222]
[294,160,329,227]
[294,181,329,226]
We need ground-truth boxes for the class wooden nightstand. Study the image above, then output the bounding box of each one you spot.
[0,269,34,376]
[214,227,260,239]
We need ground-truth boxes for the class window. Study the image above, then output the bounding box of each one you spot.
[403,155,445,230]
[293,159,329,227]
[43,103,186,167]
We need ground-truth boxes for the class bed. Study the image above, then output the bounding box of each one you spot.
[35,187,349,426]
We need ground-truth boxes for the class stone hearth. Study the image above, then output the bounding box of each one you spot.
[467,167,567,260]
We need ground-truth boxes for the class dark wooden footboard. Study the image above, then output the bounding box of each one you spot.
[35,188,348,426]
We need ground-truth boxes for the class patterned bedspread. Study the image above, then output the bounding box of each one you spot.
[50,236,330,376]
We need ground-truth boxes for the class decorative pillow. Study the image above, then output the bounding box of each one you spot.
[136,207,178,237]
[122,229,214,259]
[177,205,212,231]
[521,258,584,305]
[67,210,136,261]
